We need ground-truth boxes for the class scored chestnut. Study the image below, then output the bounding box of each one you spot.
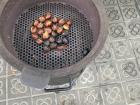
[49,37,55,43]
[43,46,50,53]
[52,25,58,31]
[63,24,70,30]
[45,12,52,20]
[32,34,38,40]
[52,17,58,23]
[36,39,43,45]
[43,31,50,40]
[31,26,37,33]
[57,27,63,34]
[67,20,72,26]
[50,42,58,49]
[39,16,46,22]
[44,27,52,34]
[33,20,39,26]
[45,20,52,27]
[51,31,58,37]
[58,18,65,25]
[44,40,50,46]
[57,45,67,50]
[56,38,63,45]
[38,29,44,35]
[37,23,44,29]
[62,37,69,44]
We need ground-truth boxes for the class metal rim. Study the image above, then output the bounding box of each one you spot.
[0,0,108,78]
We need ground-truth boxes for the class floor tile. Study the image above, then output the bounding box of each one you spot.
[96,61,120,84]
[0,101,6,105]
[105,6,123,23]
[31,88,49,96]
[111,40,134,59]
[95,41,115,62]
[0,57,6,77]
[7,75,31,99]
[6,63,21,76]
[76,61,99,88]
[78,86,103,105]
[108,22,127,41]
[0,77,6,101]
[130,38,140,58]
[32,93,57,105]
[122,79,140,104]
[8,97,32,105]
[56,90,80,105]
[118,0,135,6]
[101,83,126,105]
[126,20,140,39]
[101,0,118,6]
[117,59,140,81]
[120,5,139,21]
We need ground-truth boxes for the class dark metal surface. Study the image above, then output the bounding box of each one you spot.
[13,2,93,70]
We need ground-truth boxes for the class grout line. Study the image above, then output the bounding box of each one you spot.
[54,93,58,105]
[30,88,33,105]
[117,0,125,22]
[115,60,128,105]
[77,89,81,105]
[0,99,6,102]
[6,63,8,105]
[7,96,31,101]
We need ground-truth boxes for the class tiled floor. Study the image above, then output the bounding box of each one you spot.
[1,0,140,105]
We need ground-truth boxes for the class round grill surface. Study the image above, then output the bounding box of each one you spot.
[13,2,93,70]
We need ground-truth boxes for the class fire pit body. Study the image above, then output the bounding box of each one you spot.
[0,0,108,91]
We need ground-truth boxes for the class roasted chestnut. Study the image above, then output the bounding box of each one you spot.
[31,26,37,33]
[45,20,52,27]
[43,31,50,40]
[36,39,43,45]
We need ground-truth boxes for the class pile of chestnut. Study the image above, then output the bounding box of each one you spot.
[31,12,72,53]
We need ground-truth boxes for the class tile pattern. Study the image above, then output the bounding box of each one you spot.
[0,0,140,105]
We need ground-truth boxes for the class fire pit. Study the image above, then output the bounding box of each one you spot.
[0,0,108,91]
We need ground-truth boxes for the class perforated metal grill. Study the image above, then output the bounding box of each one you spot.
[13,2,93,70]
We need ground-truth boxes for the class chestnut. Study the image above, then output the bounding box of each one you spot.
[52,25,58,31]
[36,39,43,45]
[38,29,44,35]
[56,38,63,45]
[39,16,46,22]
[44,40,50,46]
[37,23,44,29]
[62,37,69,44]
[57,27,63,34]
[45,20,52,27]
[51,31,58,37]
[31,26,37,33]
[63,24,70,30]
[45,12,52,20]
[57,45,67,50]
[32,34,38,40]
[43,46,50,53]
[50,42,57,49]
[67,20,72,26]
[52,17,58,23]
[44,27,52,34]
[49,37,55,43]
[43,31,50,40]
[34,20,39,26]
[58,18,65,25]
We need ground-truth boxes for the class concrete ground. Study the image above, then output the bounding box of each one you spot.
[1,0,140,105]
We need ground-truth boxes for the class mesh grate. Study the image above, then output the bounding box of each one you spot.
[13,2,93,70]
